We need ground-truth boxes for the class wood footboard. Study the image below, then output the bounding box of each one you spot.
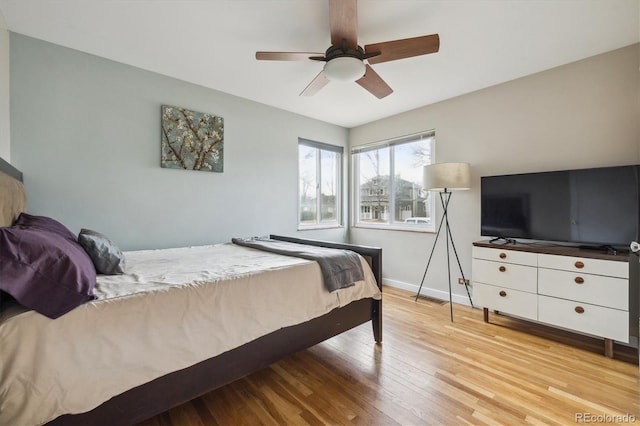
[270,234,383,343]
[48,235,382,425]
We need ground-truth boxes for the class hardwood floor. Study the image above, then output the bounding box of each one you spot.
[139,286,639,425]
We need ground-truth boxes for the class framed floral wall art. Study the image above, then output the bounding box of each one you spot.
[161,105,224,172]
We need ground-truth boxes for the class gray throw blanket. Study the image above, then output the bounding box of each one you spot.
[231,237,364,292]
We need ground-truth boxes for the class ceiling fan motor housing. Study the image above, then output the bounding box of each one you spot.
[321,43,382,82]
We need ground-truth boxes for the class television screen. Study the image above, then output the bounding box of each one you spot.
[481,165,640,248]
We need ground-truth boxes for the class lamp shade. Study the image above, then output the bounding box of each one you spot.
[423,162,471,191]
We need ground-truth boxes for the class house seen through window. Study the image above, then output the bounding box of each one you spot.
[352,131,435,230]
[298,139,342,228]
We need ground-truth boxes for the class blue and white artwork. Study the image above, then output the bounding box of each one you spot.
[161,105,224,172]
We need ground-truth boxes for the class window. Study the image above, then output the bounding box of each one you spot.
[298,139,343,228]
[352,131,434,230]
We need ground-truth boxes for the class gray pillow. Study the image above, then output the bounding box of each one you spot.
[78,228,126,275]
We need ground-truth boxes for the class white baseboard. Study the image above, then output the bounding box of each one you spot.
[383,278,473,307]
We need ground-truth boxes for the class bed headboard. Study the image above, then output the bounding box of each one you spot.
[0,157,27,227]
[0,157,23,182]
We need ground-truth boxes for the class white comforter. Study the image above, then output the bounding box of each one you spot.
[0,243,381,426]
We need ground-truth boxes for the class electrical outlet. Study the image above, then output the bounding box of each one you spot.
[458,278,470,285]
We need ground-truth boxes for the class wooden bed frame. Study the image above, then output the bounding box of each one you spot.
[0,159,383,426]
[49,237,382,426]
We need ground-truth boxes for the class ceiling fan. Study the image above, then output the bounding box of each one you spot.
[255,0,440,99]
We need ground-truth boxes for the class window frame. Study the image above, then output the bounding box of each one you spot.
[298,138,344,230]
[351,131,435,232]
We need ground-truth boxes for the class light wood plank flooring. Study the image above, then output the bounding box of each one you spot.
[139,286,639,425]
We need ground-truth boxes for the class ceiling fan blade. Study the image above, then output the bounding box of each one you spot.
[300,71,330,96]
[365,34,440,65]
[256,52,323,61]
[329,0,358,49]
[356,65,393,99]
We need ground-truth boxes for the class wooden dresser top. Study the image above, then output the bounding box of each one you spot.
[473,240,630,262]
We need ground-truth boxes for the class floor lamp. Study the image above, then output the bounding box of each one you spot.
[415,162,474,321]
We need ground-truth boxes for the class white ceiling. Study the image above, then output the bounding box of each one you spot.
[0,0,638,128]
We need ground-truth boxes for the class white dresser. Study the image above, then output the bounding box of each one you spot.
[472,242,630,357]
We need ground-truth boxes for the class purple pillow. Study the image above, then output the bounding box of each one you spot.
[0,227,97,319]
[13,213,77,241]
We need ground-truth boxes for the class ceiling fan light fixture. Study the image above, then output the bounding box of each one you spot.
[323,57,365,82]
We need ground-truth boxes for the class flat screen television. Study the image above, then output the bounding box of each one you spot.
[481,165,640,250]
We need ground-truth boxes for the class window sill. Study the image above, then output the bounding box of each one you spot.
[353,223,435,233]
[297,224,344,231]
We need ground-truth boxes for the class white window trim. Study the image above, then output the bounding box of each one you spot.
[298,138,344,230]
[351,131,435,233]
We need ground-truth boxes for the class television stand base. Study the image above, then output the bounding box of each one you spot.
[489,237,517,245]
[473,240,633,361]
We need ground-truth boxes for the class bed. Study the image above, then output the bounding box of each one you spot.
[0,157,383,426]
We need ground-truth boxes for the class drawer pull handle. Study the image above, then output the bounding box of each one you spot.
[574,276,584,284]
[499,252,507,259]
[574,261,585,269]
[499,291,507,297]
[575,306,585,314]
[499,266,506,272]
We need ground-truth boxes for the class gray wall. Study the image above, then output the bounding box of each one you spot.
[349,44,640,303]
[0,12,9,161]
[10,34,348,250]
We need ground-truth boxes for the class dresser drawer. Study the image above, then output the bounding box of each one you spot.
[473,246,537,267]
[474,283,537,321]
[538,268,628,310]
[472,258,537,292]
[538,253,628,278]
[538,295,629,342]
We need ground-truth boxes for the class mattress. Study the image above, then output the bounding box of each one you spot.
[0,242,381,426]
